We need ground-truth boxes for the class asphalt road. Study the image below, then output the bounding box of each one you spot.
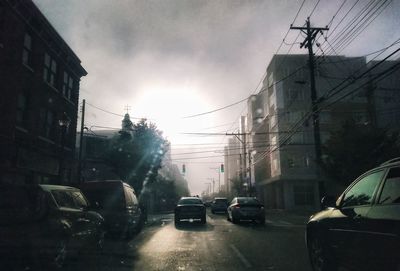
[64,210,312,271]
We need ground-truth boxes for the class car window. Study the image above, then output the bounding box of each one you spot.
[131,192,139,205]
[238,198,261,205]
[81,185,125,210]
[378,167,400,205]
[341,170,384,208]
[51,190,76,209]
[124,188,134,207]
[178,198,203,205]
[71,191,88,209]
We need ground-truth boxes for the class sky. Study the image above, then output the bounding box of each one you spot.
[33,0,400,195]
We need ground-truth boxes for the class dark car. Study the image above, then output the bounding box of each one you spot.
[306,158,400,271]
[174,197,206,225]
[80,180,143,239]
[0,184,105,269]
[211,197,229,214]
[227,197,265,224]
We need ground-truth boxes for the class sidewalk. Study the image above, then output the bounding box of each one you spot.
[146,212,174,226]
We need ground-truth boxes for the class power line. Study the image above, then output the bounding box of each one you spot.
[85,102,149,120]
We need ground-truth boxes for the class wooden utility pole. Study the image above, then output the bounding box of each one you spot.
[78,99,86,183]
[290,18,328,169]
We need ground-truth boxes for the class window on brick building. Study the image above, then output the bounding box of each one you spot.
[62,71,74,101]
[39,108,55,140]
[22,33,32,67]
[16,93,28,127]
[43,53,57,87]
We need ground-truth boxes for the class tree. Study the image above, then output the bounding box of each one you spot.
[230,176,246,196]
[321,120,400,185]
[106,116,169,194]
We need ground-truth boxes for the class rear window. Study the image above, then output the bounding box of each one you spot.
[81,184,125,210]
[238,198,261,205]
[178,198,203,205]
[215,199,228,204]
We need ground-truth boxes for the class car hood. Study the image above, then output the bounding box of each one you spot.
[307,208,335,223]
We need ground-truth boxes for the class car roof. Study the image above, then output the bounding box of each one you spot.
[180,197,202,200]
[39,184,80,192]
[379,157,400,167]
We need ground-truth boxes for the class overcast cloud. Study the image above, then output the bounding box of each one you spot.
[33,0,400,194]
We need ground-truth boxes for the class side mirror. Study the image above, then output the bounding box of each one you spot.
[321,196,337,209]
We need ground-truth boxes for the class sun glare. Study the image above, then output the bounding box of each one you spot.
[132,86,211,144]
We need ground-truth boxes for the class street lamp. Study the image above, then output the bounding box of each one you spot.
[58,112,71,183]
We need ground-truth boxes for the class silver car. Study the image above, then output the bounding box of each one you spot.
[227,197,265,224]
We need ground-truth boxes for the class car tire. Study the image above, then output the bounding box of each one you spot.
[232,214,239,224]
[174,217,180,226]
[259,217,266,225]
[200,215,206,224]
[51,237,68,269]
[96,230,105,252]
[308,235,337,271]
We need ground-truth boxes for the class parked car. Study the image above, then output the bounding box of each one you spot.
[306,158,400,271]
[0,184,105,269]
[80,180,143,239]
[211,197,229,214]
[227,197,265,224]
[174,197,206,225]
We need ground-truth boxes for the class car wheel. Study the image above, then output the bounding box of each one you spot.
[231,214,239,224]
[52,238,68,269]
[259,217,266,225]
[200,215,206,224]
[96,230,105,252]
[308,235,337,271]
[174,217,180,226]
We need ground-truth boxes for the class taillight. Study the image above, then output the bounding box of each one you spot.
[233,204,241,209]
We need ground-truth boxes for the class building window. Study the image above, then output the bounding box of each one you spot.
[22,33,32,67]
[40,108,55,139]
[43,53,57,87]
[353,112,367,125]
[294,184,314,205]
[320,132,330,144]
[288,88,304,101]
[290,132,304,144]
[319,111,331,123]
[16,93,28,127]
[288,157,295,168]
[62,71,74,100]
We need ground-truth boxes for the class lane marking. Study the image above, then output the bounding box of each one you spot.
[230,244,252,269]
[277,220,292,225]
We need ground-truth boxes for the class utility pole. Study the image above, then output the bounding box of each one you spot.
[291,18,328,198]
[248,151,252,196]
[78,99,86,183]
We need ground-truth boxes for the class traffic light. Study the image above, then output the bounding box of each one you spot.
[182,164,186,174]
[220,164,224,173]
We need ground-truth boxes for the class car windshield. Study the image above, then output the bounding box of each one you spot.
[2,1,399,270]
[81,186,125,210]
[178,198,203,205]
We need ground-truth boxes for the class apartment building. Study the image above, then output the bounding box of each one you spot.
[0,0,87,185]
[255,54,369,209]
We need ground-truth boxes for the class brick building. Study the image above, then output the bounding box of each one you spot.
[0,0,87,185]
